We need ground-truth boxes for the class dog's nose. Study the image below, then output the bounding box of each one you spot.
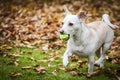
[59,30,64,34]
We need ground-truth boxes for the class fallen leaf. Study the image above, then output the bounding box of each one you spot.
[0,45,12,50]
[51,70,57,76]
[10,72,22,77]
[106,57,120,64]
[106,68,120,80]
[70,56,79,62]
[28,57,35,61]
[27,52,33,54]
[70,71,78,76]
[2,52,9,57]
[57,64,63,66]
[42,44,49,51]
[48,63,56,67]
[48,58,55,62]
[77,60,87,68]
[34,66,46,74]
[22,66,32,70]
[112,57,120,64]
[11,54,21,57]
[65,68,72,72]
[14,60,19,66]
[70,63,77,67]
[86,70,101,78]
[37,60,48,63]
[8,59,19,66]
[59,67,65,71]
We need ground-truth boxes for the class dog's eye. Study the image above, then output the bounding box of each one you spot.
[68,23,73,26]
[62,22,64,25]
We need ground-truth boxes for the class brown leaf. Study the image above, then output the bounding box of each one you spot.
[48,58,55,62]
[48,63,56,67]
[51,70,57,76]
[59,67,65,71]
[10,72,22,77]
[106,57,120,64]
[8,59,19,66]
[70,56,78,62]
[27,52,33,54]
[28,57,35,61]
[57,64,63,66]
[107,68,120,80]
[37,60,48,63]
[0,45,12,50]
[70,71,78,76]
[42,44,49,51]
[65,68,72,72]
[14,60,19,66]
[34,66,46,74]
[112,57,120,64]
[70,63,77,67]
[22,66,32,70]
[77,60,87,68]
[86,70,101,78]
[2,52,8,57]
[11,54,21,57]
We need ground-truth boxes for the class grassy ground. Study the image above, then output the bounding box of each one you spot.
[0,47,119,80]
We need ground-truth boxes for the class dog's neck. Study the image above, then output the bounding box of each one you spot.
[71,23,89,45]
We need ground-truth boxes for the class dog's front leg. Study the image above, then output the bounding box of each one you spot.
[88,55,94,73]
[63,49,72,66]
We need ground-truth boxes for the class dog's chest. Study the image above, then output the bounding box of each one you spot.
[69,40,95,57]
[72,45,88,57]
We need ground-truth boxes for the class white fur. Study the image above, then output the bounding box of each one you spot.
[60,7,118,73]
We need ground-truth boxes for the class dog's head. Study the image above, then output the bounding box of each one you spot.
[59,6,86,36]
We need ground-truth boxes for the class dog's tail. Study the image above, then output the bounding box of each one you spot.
[102,14,118,29]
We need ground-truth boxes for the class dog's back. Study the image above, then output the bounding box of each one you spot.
[87,21,114,49]
[86,14,118,43]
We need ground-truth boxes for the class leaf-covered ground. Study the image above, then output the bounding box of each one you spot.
[0,0,120,80]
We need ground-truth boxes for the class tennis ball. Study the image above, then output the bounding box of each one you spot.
[60,34,69,40]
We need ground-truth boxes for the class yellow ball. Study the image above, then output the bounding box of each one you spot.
[60,34,69,40]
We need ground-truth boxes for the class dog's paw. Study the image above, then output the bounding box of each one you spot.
[63,59,69,66]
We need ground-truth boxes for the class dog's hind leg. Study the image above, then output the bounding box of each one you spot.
[95,42,112,68]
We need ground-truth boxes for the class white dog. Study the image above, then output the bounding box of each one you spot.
[59,6,118,73]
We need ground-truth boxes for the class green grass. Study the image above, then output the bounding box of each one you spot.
[0,47,119,80]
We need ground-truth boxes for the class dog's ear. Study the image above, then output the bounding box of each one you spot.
[77,11,86,20]
[63,5,71,15]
